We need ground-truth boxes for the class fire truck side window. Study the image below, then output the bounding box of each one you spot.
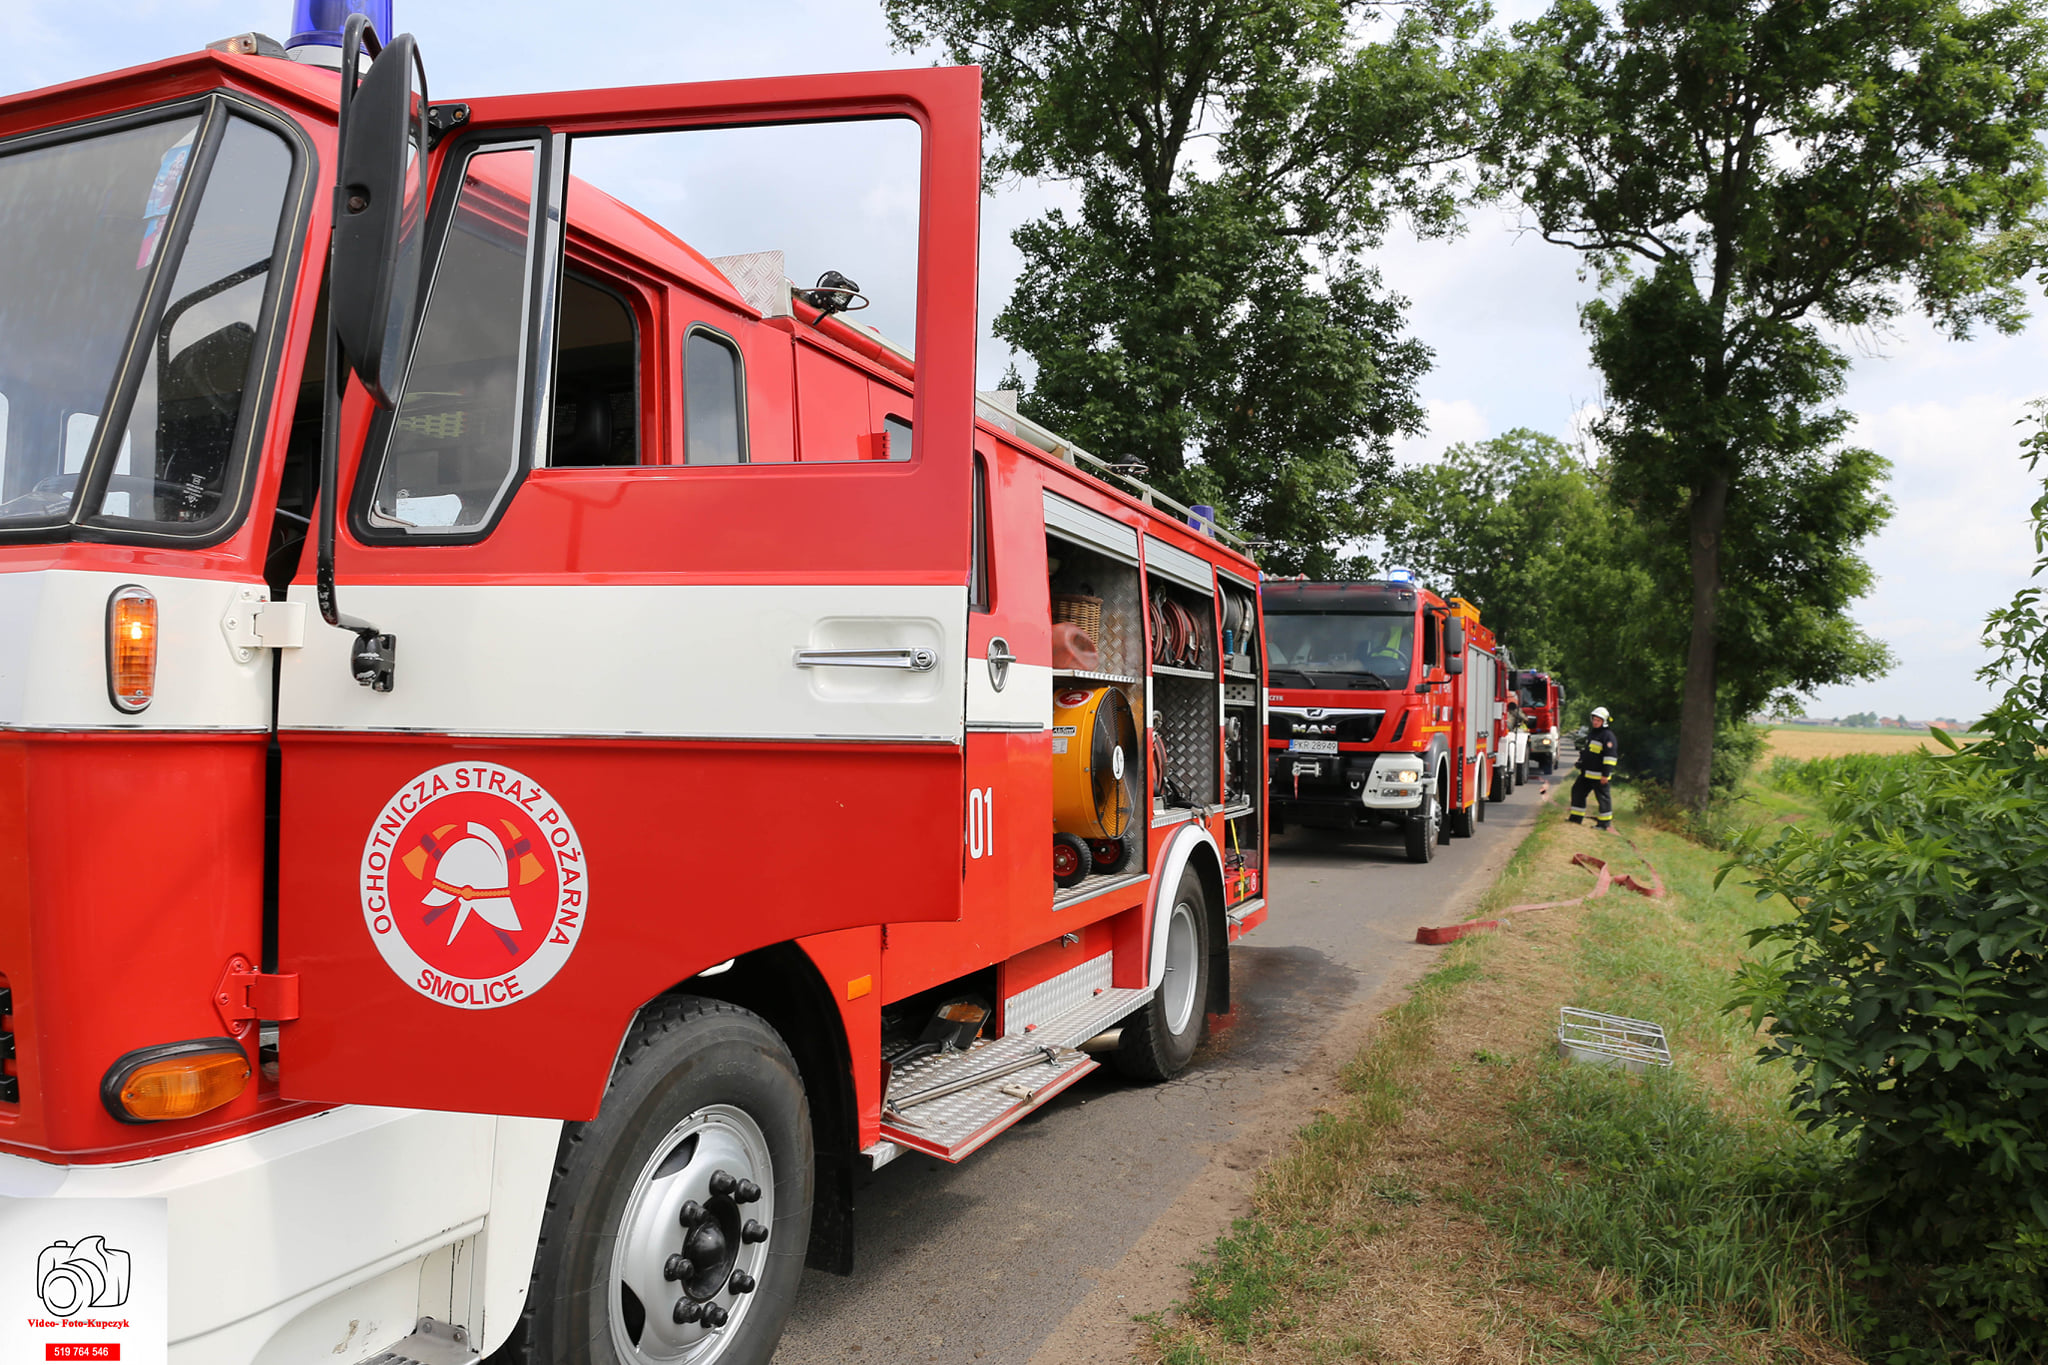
[684,327,745,465]
[366,143,541,535]
[970,453,990,611]
[549,273,638,467]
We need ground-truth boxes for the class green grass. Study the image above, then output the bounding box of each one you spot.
[1150,939,1500,1360]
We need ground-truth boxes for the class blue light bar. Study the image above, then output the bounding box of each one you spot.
[288,0,393,50]
[1384,567,1416,584]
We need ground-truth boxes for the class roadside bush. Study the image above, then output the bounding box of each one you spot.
[1732,425,2048,1358]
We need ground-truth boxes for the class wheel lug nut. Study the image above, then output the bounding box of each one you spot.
[673,1299,702,1325]
[728,1269,755,1294]
[740,1219,769,1244]
[707,1170,738,1197]
[678,1200,704,1227]
[734,1178,762,1204]
[702,1303,729,1328]
[664,1253,693,1282]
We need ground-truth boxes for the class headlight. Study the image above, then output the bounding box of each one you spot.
[1387,767,1422,783]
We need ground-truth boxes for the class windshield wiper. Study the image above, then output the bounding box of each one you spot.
[1271,668,1394,690]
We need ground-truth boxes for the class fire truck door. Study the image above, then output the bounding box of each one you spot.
[273,70,985,1119]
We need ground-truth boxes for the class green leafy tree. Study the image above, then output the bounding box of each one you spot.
[1385,428,1858,789]
[1491,0,2048,808]
[886,0,1494,574]
[1379,429,1659,706]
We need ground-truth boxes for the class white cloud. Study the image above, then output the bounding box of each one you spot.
[1391,397,1491,464]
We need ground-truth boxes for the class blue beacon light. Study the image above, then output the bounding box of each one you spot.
[287,0,394,59]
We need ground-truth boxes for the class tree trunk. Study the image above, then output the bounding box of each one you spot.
[1673,472,1730,810]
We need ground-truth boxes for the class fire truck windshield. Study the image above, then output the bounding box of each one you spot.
[0,109,294,537]
[1266,610,1414,690]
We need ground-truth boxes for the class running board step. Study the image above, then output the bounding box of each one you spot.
[364,1318,479,1365]
[871,982,1154,1165]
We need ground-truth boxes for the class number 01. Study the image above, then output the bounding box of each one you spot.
[967,786,994,859]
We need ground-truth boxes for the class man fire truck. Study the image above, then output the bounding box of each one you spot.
[1262,576,1501,863]
[1516,667,1567,774]
[0,9,1271,1364]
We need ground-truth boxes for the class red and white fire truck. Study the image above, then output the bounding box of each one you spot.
[1515,667,1567,775]
[0,11,1270,1364]
[1262,577,1508,862]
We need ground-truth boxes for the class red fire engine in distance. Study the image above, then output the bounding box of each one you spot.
[1262,577,1506,862]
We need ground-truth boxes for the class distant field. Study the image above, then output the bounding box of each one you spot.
[1766,726,1972,759]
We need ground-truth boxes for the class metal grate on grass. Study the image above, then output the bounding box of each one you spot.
[1557,1006,1673,1072]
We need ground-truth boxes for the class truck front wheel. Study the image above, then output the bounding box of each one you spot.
[1404,791,1437,863]
[1114,867,1212,1082]
[507,996,813,1365]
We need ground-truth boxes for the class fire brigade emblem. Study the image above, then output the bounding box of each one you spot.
[360,762,587,1009]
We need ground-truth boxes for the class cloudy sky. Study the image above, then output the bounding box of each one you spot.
[10,0,2042,722]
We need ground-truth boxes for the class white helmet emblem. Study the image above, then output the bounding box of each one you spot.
[420,822,525,950]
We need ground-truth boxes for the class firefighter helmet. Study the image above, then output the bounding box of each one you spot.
[415,821,525,949]
[1590,706,1611,721]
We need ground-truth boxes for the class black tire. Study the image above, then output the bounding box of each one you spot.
[1405,790,1437,863]
[1088,836,1130,874]
[1436,770,1455,844]
[1114,866,1211,1081]
[1489,763,1508,802]
[1476,787,1487,822]
[507,996,812,1365]
[1447,789,1476,837]
[1052,833,1093,888]
[1540,752,1555,775]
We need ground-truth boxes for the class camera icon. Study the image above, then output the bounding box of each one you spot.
[35,1237,130,1316]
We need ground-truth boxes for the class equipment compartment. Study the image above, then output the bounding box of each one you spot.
[1047,533,1147,897]
[1147,573,1219,814]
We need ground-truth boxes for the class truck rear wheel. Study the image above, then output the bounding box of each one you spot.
[1447,796,1476,838]
[1404,791,1437,863]
[1114,868,1211,1082]
[507,996,812,1365]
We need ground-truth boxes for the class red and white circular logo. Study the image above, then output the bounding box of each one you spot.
[360,761,587,1009]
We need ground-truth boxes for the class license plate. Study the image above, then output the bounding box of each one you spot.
[1288,739,1338,754]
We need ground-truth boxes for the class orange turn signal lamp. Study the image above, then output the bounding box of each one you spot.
[105,584,158,714]
[101,1039,249,1124]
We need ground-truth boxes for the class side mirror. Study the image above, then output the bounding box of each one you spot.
[1445,653,1464,676]
[331,32,428,407]
[1443,619,1466,657]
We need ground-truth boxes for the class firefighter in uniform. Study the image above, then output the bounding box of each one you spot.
[1568,706,1618,829]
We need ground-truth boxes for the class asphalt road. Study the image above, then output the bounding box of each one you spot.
[772,775,1554,1364]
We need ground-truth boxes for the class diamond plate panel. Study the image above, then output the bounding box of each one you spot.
[1154,674,1218,803]
[880,981,1156,1157]
[1004,951,1113,1036]
[707,250,791,317]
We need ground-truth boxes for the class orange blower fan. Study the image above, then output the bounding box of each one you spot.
[1051,686,1139,887]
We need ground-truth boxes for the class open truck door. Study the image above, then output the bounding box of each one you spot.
[274,30,983,1119]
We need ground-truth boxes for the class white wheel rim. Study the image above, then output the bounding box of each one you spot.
[608,1104,776,1364]
[1161,900,1200,1034]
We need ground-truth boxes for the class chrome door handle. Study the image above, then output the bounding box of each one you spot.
[794,647,939,672]
[987,636,1016,692]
